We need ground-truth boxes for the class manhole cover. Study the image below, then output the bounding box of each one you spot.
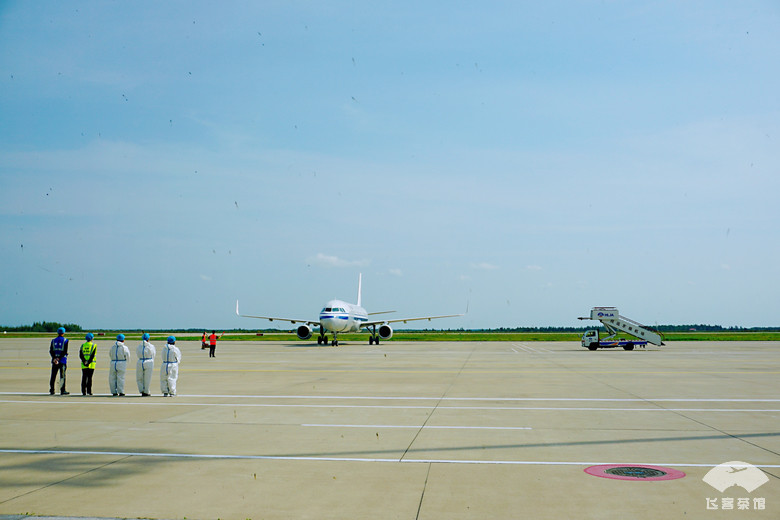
[605,466,667,478]
[585,464,686,481]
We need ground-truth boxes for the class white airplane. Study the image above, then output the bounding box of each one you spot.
[235,274,464,346]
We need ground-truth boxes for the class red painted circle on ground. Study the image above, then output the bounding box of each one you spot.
[584,464,686,481]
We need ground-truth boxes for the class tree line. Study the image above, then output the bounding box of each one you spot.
[3,321,83,333]
[468,325,780,333]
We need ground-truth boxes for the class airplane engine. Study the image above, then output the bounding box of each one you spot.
[296,324,313,341]
[378,324,393,340]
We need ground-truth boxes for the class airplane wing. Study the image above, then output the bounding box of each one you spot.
[361,301,467,328]
[235,301,320,327]
[362,312,465,328]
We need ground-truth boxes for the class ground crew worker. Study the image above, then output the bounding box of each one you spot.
[201,331,207,350]
[49,327,70,395]
[109,333,131,396]
[79,333,97,395]
[136,333,156,396]
[160,336,182,397]
[208,330,223,358]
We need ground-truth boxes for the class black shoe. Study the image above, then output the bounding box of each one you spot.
[119,393,125,396]
[88,392,92,395]
[112,393,118,396]
[141,392,150,396]
[49,390,54,395]
[61,391,70,395]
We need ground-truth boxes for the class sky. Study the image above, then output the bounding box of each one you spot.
[1,1,779,330]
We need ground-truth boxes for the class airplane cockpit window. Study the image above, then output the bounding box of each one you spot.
[323,308,331,312]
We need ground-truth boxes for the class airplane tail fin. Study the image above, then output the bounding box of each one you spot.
[357,273,362,307]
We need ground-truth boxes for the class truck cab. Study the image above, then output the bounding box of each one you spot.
[582,330,600,350]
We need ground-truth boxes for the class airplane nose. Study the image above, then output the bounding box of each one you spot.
[320,316,344,332]
[320,316,334,327]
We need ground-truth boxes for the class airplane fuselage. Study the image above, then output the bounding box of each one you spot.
[319,299,368,333]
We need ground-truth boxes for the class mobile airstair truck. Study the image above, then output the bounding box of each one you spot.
[578,307,664,350]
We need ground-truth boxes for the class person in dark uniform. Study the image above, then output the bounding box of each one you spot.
[49,327,70,395]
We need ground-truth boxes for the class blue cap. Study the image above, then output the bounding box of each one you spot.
[142,333,150,341]
[85,333,94,341]
[57,327,66,334]
[167,336,176,344]
[116,334,125,341]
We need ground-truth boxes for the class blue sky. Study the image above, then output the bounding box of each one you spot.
[1,1,778,330]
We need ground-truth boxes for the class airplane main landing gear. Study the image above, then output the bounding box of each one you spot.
[368,324,380,345]
[317,335,328,345]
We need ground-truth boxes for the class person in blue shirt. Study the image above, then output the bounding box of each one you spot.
[49,327,70,395]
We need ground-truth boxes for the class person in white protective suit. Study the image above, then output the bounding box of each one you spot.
[109,333,131,396]
[160,336,182,397]
[136,333,156,396]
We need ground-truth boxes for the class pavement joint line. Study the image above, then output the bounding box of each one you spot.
[1,399,778,412]
[1,449,779,468]
[401,343,475,462]
[415,462,433,520]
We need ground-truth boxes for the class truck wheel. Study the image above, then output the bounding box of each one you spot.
[588,346,598,351]
[623,343,634,351]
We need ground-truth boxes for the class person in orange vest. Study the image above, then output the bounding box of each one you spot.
[208,331,223,358]
[201,331,207,350]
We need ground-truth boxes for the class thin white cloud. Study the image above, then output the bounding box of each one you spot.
[310,253,369,268]
[525,265,542,271]
[471,262,499,270]
[389,268,403,277]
